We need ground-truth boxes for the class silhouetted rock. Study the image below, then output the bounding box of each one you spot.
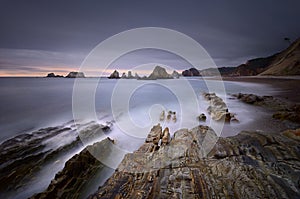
[121,72,127,78]
[66,72,85,78]
[182,67,200,76]
[46,73,63,77]
[147,66,173,80]
[108,70,120,79]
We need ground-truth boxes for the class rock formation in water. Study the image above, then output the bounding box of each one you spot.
[121,72,127,78]
[147,66,173,80]
[233,93,300,124]
[46,73,64,77]
[127,71,134,79]
[182,67,201,76]
[108,70,120,79]
[66,72,85,78]
[89,125,300,198]
[135,72,140,79]
[0,121,110,198]
[172,70,180,78]
[203,92,237,122]
[31,138,114,199]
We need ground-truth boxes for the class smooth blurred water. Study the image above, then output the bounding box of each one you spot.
[0,77,277,142]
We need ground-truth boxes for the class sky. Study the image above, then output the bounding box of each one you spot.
[0,0,300,76]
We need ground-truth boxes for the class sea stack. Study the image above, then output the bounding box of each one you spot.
[108,70,120,79]
[182,68,200,76]
[147,66,173,80]
[46,73,63,78]
[66,72,85,78]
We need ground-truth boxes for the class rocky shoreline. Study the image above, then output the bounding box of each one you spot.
[1,90,300,198]
[89,125,300,198]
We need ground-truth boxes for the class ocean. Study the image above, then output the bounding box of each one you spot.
[0,77,278,198]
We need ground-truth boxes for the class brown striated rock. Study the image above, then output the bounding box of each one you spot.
[203,92,235,122]
[161,127,170,146]
[89,125,300,199]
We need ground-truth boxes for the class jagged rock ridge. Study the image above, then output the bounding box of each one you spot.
[89,125,300,198]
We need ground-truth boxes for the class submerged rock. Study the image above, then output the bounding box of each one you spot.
[89,125,300,198]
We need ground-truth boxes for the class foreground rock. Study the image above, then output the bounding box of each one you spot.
[0,122,110,199]
[90,125,300,198]
[31,138,114,199]
[234,93,300,124]
[66,72,85,78]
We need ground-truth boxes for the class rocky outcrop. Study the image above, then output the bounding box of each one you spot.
[172,70,180,78]
[66,72,85,78]
[135,72,140,79]
[147,66,173,80]
[233,93,300,124]
[108,70,120,79]
[121,72,127,78]
[31,138,114,199]
[197,113,207,122]
[46,73,63,77]
[203,92,237,122]
[127,71,134,79]
[182,67,200,76]
[89,125,300,198]
[0,122,110,198]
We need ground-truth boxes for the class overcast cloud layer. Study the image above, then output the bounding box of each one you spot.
[0,0,300,76]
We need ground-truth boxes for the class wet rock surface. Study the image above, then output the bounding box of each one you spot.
[203,92,237,122]
[31,138,114,199]
[233,93,300,124]
[0,121,110,198]
[89,125,300,199]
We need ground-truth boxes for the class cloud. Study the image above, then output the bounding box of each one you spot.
[0,48,85,76]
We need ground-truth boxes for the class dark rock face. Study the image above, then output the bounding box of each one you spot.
[182,68,200,76]
[89,125,300,198]
[147,66,173,80]
[66,72,85,78]
[108,70,120,79]
[31,138,114,199]
[46,73,63,77]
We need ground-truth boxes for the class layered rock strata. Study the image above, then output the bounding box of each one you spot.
[89,125,300,198]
